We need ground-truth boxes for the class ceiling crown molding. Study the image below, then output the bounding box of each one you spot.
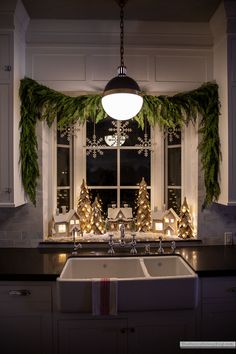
[26,19,213,48]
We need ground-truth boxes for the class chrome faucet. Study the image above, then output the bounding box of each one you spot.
[157,236,164,254]
[130,233,137,254]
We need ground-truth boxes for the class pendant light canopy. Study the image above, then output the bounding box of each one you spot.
[101,0,143,121]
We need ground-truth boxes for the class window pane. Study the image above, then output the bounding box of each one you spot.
[120,188,151,212]
[167,127,181,146]
[57,147,70,186]
[168,148,181,186]
[168,188,181,214]
[57,189,70,212]
[87,117,113,143]
[120,150,150,186]
[123,120,151,146]
[57,129,70,145]
[87,150,117,186]
[87,119,151,148]
[90,189,117,216]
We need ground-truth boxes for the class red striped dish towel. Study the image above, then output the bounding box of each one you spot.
[92,278,118,315]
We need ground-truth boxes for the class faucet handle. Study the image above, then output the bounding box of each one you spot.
[171,241,176,253]
[145,244,151,254]
[108,233,114,243]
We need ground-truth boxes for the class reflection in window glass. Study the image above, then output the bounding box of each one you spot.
[168,188,181,214]
[57,147,70,186]
[120,150,150,186]
[57,189,70,212]
[86,150,117,186]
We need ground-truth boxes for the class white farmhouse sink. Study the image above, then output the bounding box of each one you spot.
[143,256,195,277]
[60,257,147,279]
[57,255,198,313]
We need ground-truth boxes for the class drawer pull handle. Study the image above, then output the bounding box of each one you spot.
[9,290,31,296]
[227,287,236,293]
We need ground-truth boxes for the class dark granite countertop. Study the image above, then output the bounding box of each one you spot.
[0,245,235,281]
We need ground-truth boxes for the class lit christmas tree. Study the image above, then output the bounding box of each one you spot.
[91,196,106,234]
[77,179,92,233]
[135,177,152,232]
[178,197,194,239]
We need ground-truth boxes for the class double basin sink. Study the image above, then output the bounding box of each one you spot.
[57,255,198,312]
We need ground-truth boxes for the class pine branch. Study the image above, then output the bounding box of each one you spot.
[19,78,220,208]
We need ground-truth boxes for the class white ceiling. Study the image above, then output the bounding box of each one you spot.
[21,0,222,22]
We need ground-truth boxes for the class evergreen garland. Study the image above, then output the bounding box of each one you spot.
[19,77,220,207]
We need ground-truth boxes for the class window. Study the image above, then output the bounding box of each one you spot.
[85,117,151,212]
[55,116,183,217]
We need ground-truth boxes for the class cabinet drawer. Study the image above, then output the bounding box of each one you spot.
[0,284,52,314]
[202,277,236,300]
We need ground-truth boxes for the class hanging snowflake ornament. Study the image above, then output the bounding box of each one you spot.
[136,133,152,157]
[165,126,181,143]
[58,124,80,142]
[108,120,132,142]
[86,134,105,158]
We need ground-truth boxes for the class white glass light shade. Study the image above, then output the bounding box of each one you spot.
[102,92,143,120]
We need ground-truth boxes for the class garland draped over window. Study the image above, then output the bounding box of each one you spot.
[19,77,220,208]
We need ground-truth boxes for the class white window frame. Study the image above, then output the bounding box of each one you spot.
[46,100,199,238]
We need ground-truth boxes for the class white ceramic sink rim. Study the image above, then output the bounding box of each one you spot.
[143,255,196,278]
[58,255,197,281]
[59,257,149,280]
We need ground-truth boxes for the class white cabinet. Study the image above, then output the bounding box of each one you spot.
[0,282,53,354]
[55,316,127,354]
[127,311,196,354]
[0,83,11,204]
[211,4,236,206]
[54,310,196,354]
[200,277,236,340]
[0,30,26,207]
[0,33,12,205]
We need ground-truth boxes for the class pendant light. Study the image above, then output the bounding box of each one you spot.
[101,0,143,121]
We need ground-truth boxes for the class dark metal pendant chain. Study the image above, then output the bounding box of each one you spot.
[120,0,125,68]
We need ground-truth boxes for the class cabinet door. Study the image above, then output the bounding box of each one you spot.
[0,34,11,82]
[56,318,127,354]
[0,283,53,354]
[0,83,11,204]
[128,311,196,354]
[202,303,236,340]
[201,277,236,340]
[0,314,52,354]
